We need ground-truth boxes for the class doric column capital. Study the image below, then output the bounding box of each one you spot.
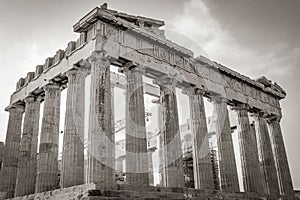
[24,96,35,104]
[66,67,90,78]
[43,81,64,92]
[6,104,25,113]
[24,94,43,103]
[129,65,145,74]
[250,110,268,119]
[75,58,91,69]
[88,50,110,63]
[210,95,228,104]
[182,87,205,96]
[153,75,179,87]
[119,61,145,75]
[231,103,249,112]
[266,114,282,123]
[66,69,78,77]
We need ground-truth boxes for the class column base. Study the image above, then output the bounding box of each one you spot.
[2,183,292,200]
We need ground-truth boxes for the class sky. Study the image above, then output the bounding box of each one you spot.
[0,0,299,190]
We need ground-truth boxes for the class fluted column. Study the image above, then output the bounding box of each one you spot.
[15,96,41,197]
[249,123,264,195]
[36,83,61,193]
[268,115,294,198]
[212,97,239,191]
[125,66,149,186]
[87,51,114,187]
[234,104,263,194]
[253,112,280,196]
[61,67,89,188]
[159,79,184,188]
[186,88,214,190]
[0,105,24,199]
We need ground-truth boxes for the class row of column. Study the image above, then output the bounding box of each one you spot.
[0,67,90,198]
[0,53,294,199]
[158,86,294,198]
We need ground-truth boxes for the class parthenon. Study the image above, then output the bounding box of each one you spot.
[0,4,296,200]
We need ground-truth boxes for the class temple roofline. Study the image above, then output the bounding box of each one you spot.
[73,5,165,33]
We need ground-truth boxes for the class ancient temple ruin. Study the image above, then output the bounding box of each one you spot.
[0,4,295,200]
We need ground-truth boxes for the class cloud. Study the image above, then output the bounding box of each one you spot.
[166,0,300,190]
[166,0,300,81]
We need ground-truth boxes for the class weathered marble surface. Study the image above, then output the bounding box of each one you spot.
[61,67,89,188]
[234,104,263,194]
[2,4,294,200]
[125,66,149,186]
[253,113,280,196]
[268,116,295,198]
[0,106,24,199]
[187,88,214,190]
[36,84,61,193]
[87,51,114,187]
[213,98,239,192]
[159,80,184,188]
[4,183,273,200]
[15,96,41,197]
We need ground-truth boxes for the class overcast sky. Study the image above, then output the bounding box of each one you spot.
[0,0,299,189]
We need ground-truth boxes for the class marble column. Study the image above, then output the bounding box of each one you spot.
[212,97,239,191]
[249,123,264,195]
[187,88,214,190]
[36,83,61,193]
[253,112,280,196]
[125,66,149,186]
[15,96,41,197]
[0,105,24,199]
[159,79,184,188]
[234,104,263,194]
[268,115,294,198]
[61,67,89,188]
[87,51,114,187]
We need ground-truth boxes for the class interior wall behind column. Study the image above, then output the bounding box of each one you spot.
[37,101,44,154]
[83,75,91,183]
[143,76,160,186]
[58,89,67,164]
[228,107,243,192]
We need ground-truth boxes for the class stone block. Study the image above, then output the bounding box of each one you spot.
[54,49,65,64]
[80,32,87,45]
[16,78,25,90]
[86,25,95,41]
[66,41,76,55]
[43,57,54,71]
[25,72,35,85]
[76,38,81,49]
[35,65,43,77]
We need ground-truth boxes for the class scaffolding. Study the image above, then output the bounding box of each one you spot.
[182,146,194,188]
[210,147,220,190]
